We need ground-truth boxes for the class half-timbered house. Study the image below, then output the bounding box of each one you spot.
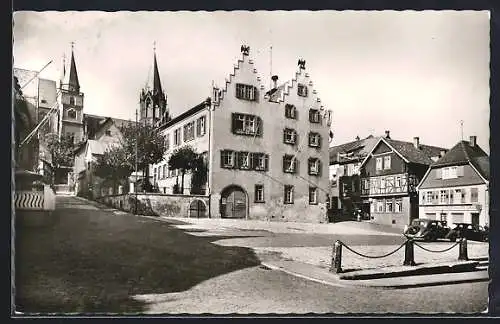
[359,132,447,228]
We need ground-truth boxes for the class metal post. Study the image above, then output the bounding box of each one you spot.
[134,109,138,215]
[330,240,343,273]
[458,238,468,261]
[403,239,416,266]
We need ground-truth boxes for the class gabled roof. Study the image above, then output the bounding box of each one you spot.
[360,136,448,168]
[83,114,133,140]
[329,135,377,164]
[432,140,489,180]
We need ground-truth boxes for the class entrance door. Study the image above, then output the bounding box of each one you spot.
[471,213,480,226]
[221,186,247,219]
[189,200,207,218]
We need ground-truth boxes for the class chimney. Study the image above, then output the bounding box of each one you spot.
[413,137,420,149]
[355,135,360,141]
[469,136,477,147]
[271,75,278,89]
[440,150,446,157]
[385,130,390,139]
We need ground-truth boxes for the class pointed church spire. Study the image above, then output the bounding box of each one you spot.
[68,42,80,92]
[61,42,81,92]
[152,42,162,96]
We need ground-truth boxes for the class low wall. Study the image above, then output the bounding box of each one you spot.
[100,193,210,218]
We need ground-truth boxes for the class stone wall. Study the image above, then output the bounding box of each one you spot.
[100,193,210,218]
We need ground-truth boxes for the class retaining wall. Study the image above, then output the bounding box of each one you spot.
[100,193,210,218]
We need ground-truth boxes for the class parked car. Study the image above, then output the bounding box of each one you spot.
[403,218,451,241]
[445,223,488,242]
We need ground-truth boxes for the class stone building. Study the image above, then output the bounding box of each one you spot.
[151,46,333,222]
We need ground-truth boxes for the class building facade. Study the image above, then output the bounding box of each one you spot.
[149,46,332,222]
[207,47,332,222]
[417,136,489,227]
[359,133,447,228]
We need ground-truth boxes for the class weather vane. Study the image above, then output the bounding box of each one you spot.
[153,41,156,53]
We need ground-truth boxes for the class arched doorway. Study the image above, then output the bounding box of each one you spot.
[189,199,207,218]
[220,185,247,219]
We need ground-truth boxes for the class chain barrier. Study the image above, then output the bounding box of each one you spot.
[413,240,461,253]
[340,241,407,259]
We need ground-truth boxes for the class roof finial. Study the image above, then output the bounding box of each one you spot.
[460,120,464,140]
[71,41,75,51]
[153,41,156,53]
[298,59,306,70]
[241,45,250,56]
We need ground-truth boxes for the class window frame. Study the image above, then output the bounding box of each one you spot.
[376,157,383,171]
[308,158,321,176]
[283,128,297,145]
[237,151,251,170]
[309,109,321,123]
[174,128,181,146]
[308,132,321,148]
[255,184,265,203]
[67,108,77,119]
[285,104,297,119]
[395,199,402,213]
[309,187,318,205]
[221,150,235,169]
[231,113,262,137]
[183,121,195,142]
[297,83,308,97]
[284,185,294,204]
[383,155,391,170]
[283,155,297,174]
[235,83,257,101]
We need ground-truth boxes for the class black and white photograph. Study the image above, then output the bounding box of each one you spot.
[12,9,491,315]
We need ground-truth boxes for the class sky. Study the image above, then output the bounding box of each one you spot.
[13,10,490,153]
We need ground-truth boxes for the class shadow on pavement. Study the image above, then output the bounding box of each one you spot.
[15,201,262,314]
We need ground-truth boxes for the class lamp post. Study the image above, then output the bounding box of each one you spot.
[134,109,138,215]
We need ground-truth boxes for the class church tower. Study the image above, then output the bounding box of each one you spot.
[59,43,85,144]
[139,45,169,126]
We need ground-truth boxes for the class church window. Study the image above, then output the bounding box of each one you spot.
[69,96,75,105]
[68,109,77,119]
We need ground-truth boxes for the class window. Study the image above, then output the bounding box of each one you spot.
[283,155,297,174]
[69,96,75,105]
[253,153,269,171]
[377,201,384,213]
[297,84,308,97]
[232,113,262,136]
[158,165,163,179]
[236,83,257,101]
[196,116,206,137]
[284,185,294,204]
[174,128,181,146]
[163,165,167,179]
[395,176,401,188]
[41,99,47,104]
[255,185,264,203]
[153,167,157,182]
[370,201,375,213]
[308,132,321,148]
[285,104,297,119]
[183,121,195,142]
[309,187,318,204]
[309,109,320,123]
[308,158,321,176]
[165,133,170,151]
[426,191,433,204]
[380,178,386,190]
[386,200,393,213]
[237,152,251,169]
[471,188,478,203]
[221,150,235,168]
[67,109,77,119]
[395,199,402,213]
[453,189,462,204]
[376,157,383,171]
[384,156,391,170]
[440,213,447,222]
[439,190,448,204]
[283,128,297,145]
[461,188,467,203]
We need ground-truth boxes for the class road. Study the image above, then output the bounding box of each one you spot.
[20,196,488,314]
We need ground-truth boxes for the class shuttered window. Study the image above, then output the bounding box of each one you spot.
[231,113,263,137]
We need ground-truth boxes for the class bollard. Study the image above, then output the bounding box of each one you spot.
[330,240,343,273]
[458,238,468,261]
[403,239,416,266]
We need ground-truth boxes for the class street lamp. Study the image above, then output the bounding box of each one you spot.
[134,108,138,215]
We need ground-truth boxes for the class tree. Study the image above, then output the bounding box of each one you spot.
[45,133,75,169]
[94,145,133,194]
[168,145,198,194]
[119,121,166,192]
[190,155,208,195]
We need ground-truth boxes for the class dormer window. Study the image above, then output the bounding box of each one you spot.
[283,128,297,145]
[236,83,257,101]
[285,104,297,119]
[297,84,308,97]
[309,109,321,123]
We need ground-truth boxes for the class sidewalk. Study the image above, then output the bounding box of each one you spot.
[261,259,489,289]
